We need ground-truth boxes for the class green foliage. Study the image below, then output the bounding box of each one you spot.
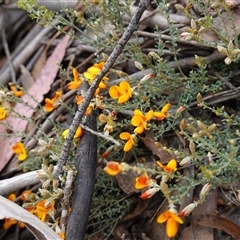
[87,169,134,239]
[5,0,240,237]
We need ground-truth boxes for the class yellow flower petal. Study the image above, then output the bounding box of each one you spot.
[99,81,107,89]
[134,125,145,134]
[167,159,177,172]
[119,81,132,98]
[52,91,62,101]
[74,126,83,138]
[131,115,142,127]
[135,173,149,189]
[119,132,131,140]
[166,216,179,238]
[170,212,184,224]
[36,200,55,222]
[3,219,17,229]
[76,95,83,105]
[8,193,16,201]
[145,110,154,121]
[154,112,166,121]
[118,93,130,104]
[0,107,7,120]
[67,81,81,90]
[123,139,134,152]
[104,161,122,176]
[93,62,105,69]
[109,86,121,99]
[157,211,170,223]
[133,109,143,116]
[72,68,80,82]
[87,66,101,75]
[44,98,55,112]
[12,142,27,161]
[84,72,95,81]
[62,129,69,139]
[161,103,171,114]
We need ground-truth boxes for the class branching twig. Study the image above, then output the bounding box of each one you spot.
[80,123,122,147]
[53,0,150,179]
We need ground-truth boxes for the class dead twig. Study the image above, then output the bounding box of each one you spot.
[53,0,150,179]
[80,123,122,147]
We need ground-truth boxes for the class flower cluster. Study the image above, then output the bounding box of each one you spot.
[12,142,27,161]
[104,158,186,237]
[119,103,170,152]
[67,68,82,90]
[44,91,62,112]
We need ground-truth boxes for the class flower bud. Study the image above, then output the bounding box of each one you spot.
[207,123,217,132]
[175,4,185,11]
[179,156,192,166]
[197,93,202,103]
[197,120,206,130]
[217,46,228,56]
[39,189,52,198]
[187,124,196,133]
[139,73,154,84]
[140,187,159,199]
[200,183,211,199]
[134,61,144,70]
[179,119,187,132]
[179,202,198,217]
[189,140,196,154]
[42,179,51,189]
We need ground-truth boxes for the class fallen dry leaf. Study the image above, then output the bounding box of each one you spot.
[187,214,240,239]
[0,195,61,240]
[179,188,218,240]
[139,132,176,163]
[0,34,70,172]
[20,64,35,91]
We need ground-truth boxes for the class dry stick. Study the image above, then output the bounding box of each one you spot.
[80,123,121,146]
[108,50,225,87]
[0,8,16,83]
[212,69,240,94]
[66,100,97,240]
[53,0,150,179]
[60,170,74,234]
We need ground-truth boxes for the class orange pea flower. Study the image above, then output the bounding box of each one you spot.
[157,209,183,238]
[84,62,108,83]
[157,159,177,173]
[44,91,62,112]
[84,62,109,94]
[104,161,122,176]
[62,126,83,139]
[3,194,25,229]
[119,132,135,152]
[0,107,7,120]
[131,110,154,134]
[153,103,171,121]
[109,81,132,104]
[9,84,24,97]
[67,68,82,90]
[12,142,27,161]
[75,95,93,115]
[36,200,55,222]
[135,173,149,189]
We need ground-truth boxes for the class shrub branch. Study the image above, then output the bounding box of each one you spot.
[53,0,150,179]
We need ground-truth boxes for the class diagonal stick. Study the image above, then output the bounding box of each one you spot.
[53,0,150,178]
